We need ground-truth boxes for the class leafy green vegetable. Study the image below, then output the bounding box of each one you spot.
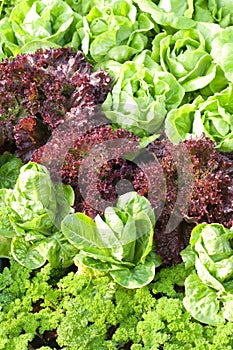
[134,0,195,29]
[2,259,233,349]
[9,0,76,47]
[0,154,23,189]
[0,0,77,59]
[152,28,217,92]
[211,26,233,83]
[194,0,233,28]
[72,0,156,64]
[166,84,233,151]
[102,60,185,136]
[62,191,161,288]
[181,223,233,325]
[0,162,77,269]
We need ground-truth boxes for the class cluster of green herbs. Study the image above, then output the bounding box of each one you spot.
[1,258,233,350]
[0,0,233,150]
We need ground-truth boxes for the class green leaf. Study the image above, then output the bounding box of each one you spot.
[46,231,78,268]
[11,236,47,269]
[0,155,23,189]
[165,103,195,144]
[116,191,155,226]
[134,0,195,29]
[180,245,196,269]
[221,293,233,322]
[110,258,156,289]
[61,213,117,258]
[183,273,225,326]
[20,39,60,53]
[133,212,154,264]
[74,252,125,271]
[0,236,11,258]
[211,27,233,83]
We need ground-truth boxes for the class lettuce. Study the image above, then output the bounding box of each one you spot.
[102,60,185,136]
[211,27,233,83]
[0,0,77,59]
[156,0,233,28]
[0,154,23,189]
[61,192,161,288]
[151,28,217,92]
[181,223,233,325]
[165,84,233,151]
[134,0,195,29]
[72,0,155,64]
[0,162,77,269]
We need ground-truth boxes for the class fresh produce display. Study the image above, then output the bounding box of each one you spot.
[0,0,233,348]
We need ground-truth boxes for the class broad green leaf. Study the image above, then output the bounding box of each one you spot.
[211,27,233,83]
[46,231,78,268]
[110,258,156,288]
[74,252,128,272]
[21,39,60,53]
[0,155,23,189]
[180,245,196,269]
[104,207,124,236]
[165,103,195,144]
[54,183,75,229]
[120,214,137,263]
[134,0,195,29]
[215,256,233,282]
[134,212,154,264]
[61,213,115,258]
[221,293,233,322]
[11,236,47,269]
[95,214,123,260]
[195,256,225,292]
[183,273,224,326]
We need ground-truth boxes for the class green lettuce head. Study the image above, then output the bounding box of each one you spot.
[0,162,77,269]
[165,84,233,151]
[152,28,217,92]
[62,192,161,289]
[181,223,233,325]
[103,60,185,136]
[72,0,155,64]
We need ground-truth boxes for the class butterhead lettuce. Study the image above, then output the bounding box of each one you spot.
[165,84,233,151]
[102,60,185,136]
[0,162,77,269]
[181,223,233,325]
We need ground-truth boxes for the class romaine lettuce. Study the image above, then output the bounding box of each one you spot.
[61,191,161,288]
